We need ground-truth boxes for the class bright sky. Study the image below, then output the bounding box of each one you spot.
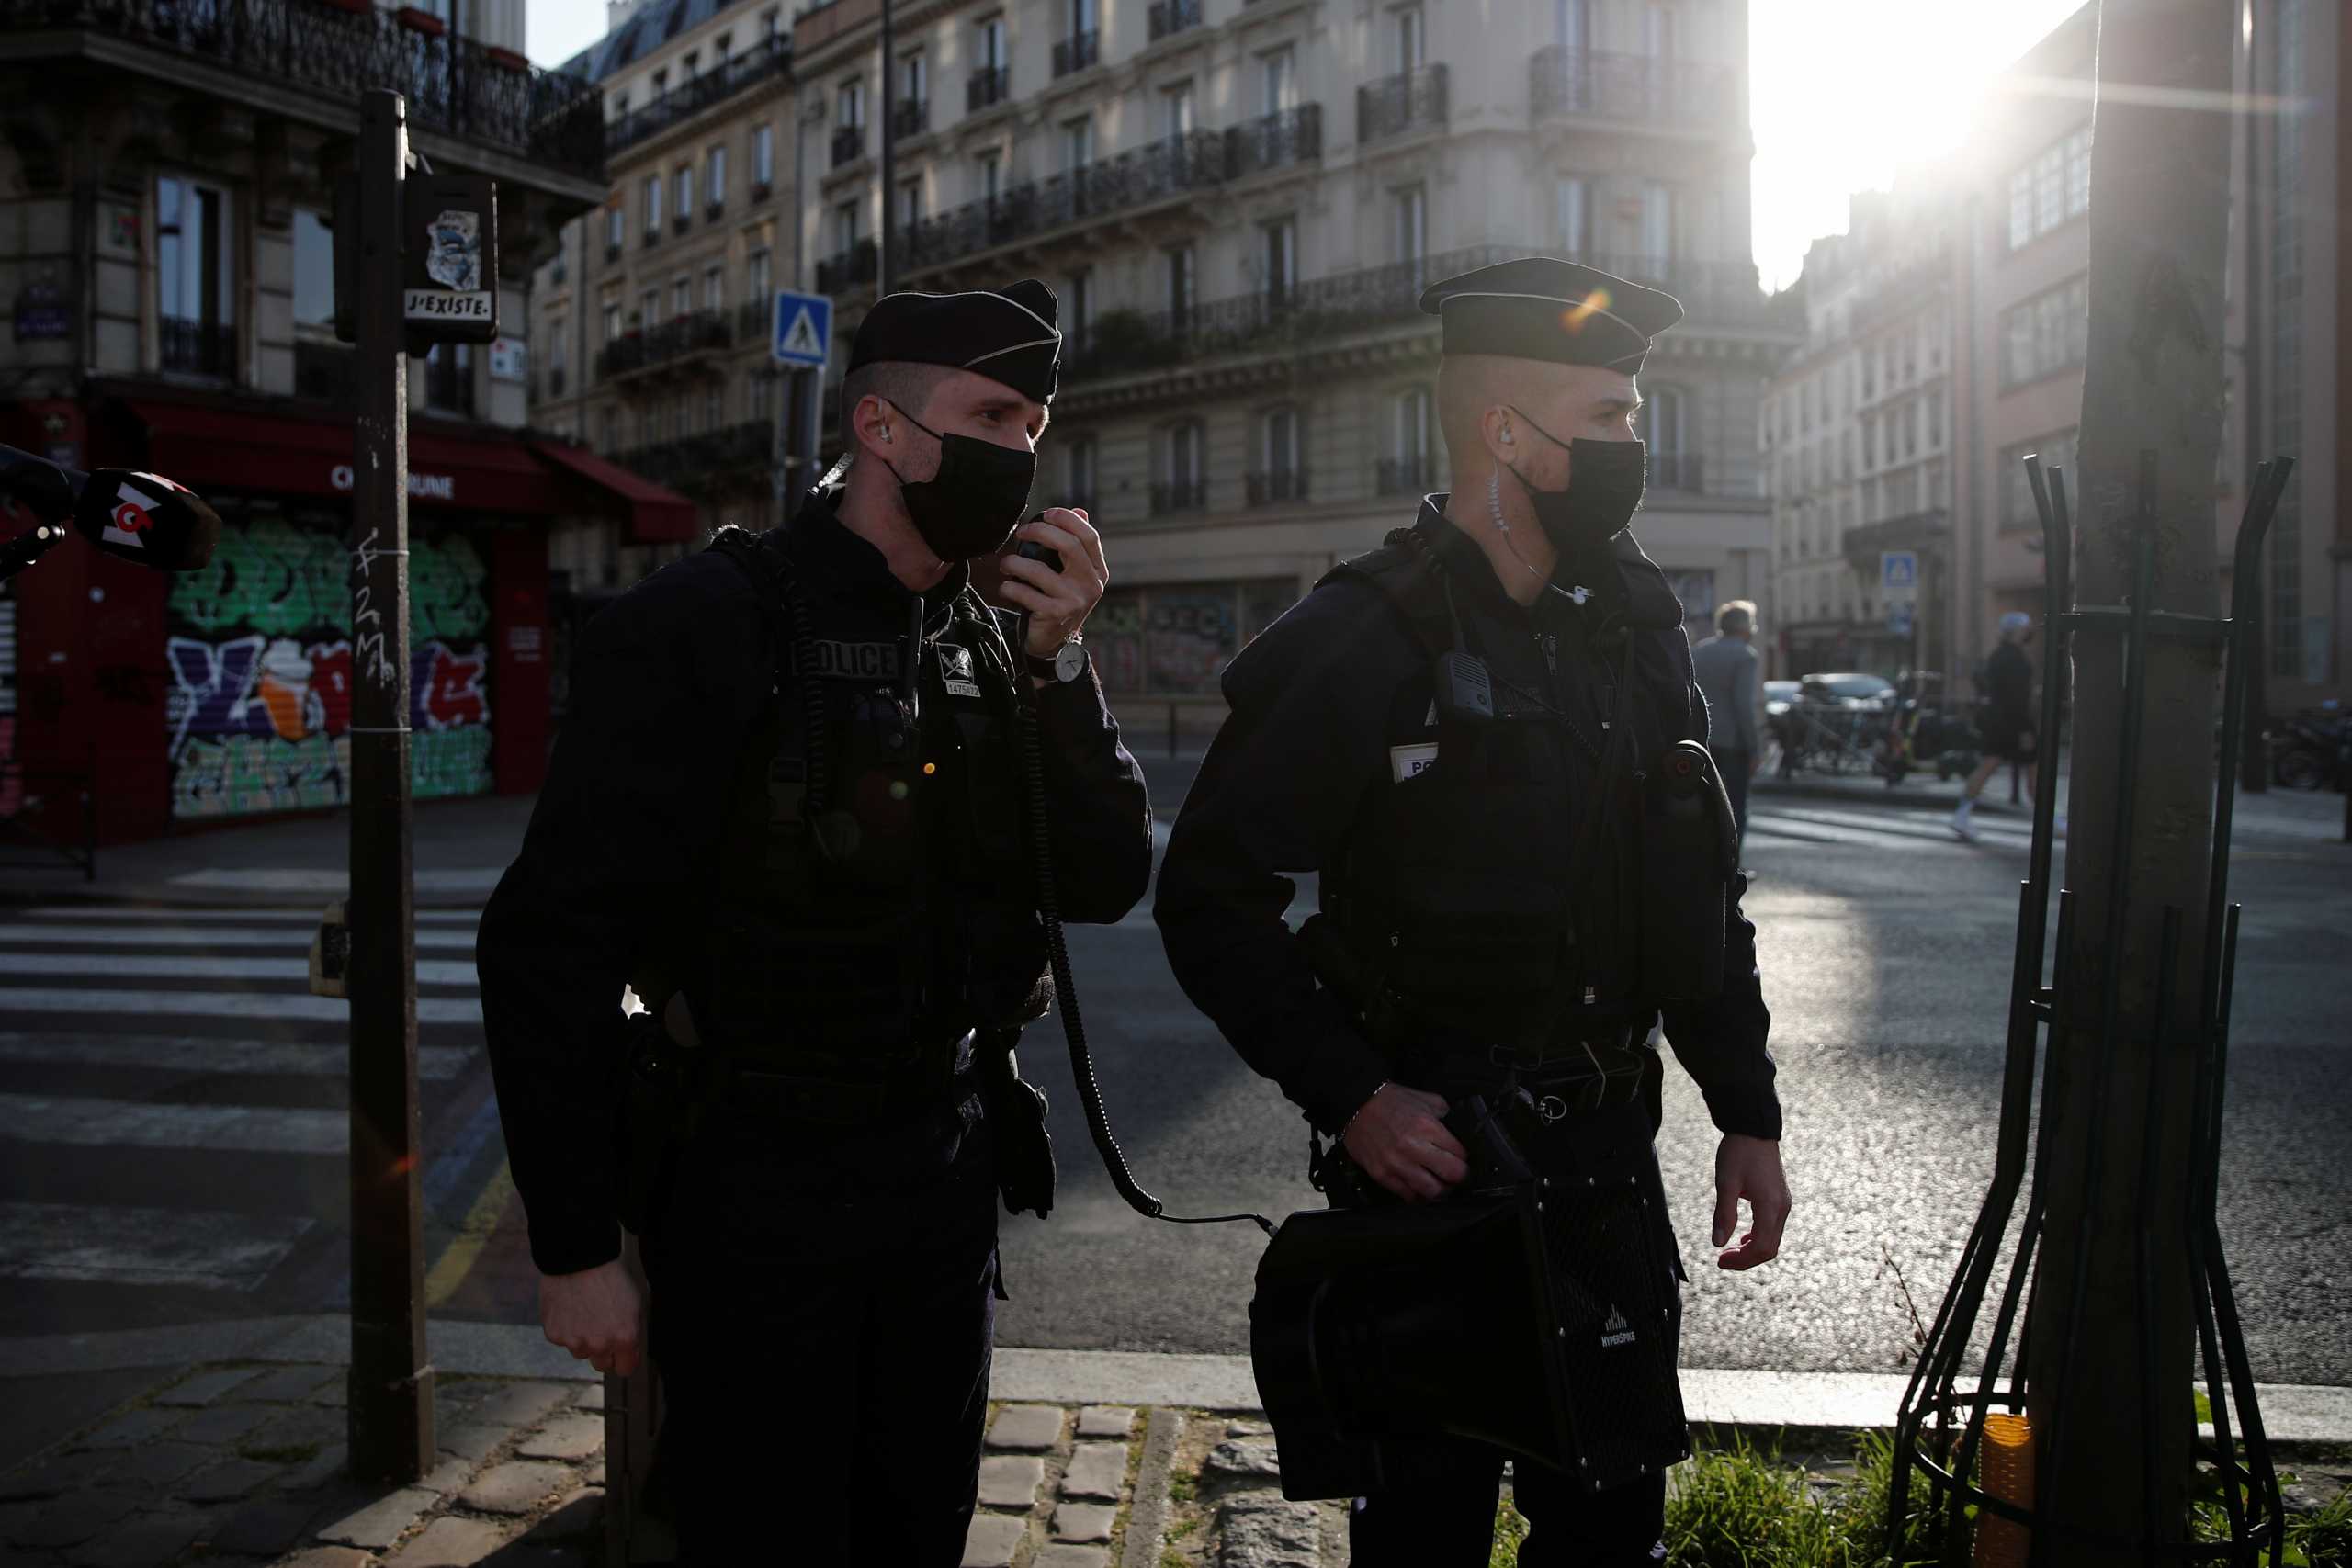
[524,0,2090,291]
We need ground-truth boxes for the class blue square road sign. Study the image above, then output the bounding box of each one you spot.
[773,290,833,368]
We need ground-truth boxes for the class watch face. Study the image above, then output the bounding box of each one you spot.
[1054,640,1088,681]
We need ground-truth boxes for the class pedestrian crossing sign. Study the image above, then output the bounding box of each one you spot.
[772,289,832,368]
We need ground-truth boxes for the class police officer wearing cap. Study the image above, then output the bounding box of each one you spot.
[1155,258,1792,1564]
[478,279,1150,1562]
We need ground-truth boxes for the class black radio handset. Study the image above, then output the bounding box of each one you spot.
[1433,570,1495,725]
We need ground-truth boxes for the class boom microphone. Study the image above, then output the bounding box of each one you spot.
[0,445,220,571]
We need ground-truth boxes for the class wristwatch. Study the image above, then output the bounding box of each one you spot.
[1025,634,1088,684]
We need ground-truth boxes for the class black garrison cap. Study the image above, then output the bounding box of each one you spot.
[847,278,1062,403]
[1419,257,1683,374]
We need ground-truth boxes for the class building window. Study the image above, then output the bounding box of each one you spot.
[675,163,694,225]
[1063,114,1095,171]
[604,302,622,343]
[707,385,724,429]
[748,248,772,312]
[1067,434,1097,511]
[898,177,922,227]
[1261,45,1297,113]
[1640,387,1690,489]
[835,199,862,255]
[838,78,865,129]
[1392,184,1427,269]
[1163,81,1196,137]
[1384,386,1434,494]
[1262,217,1296,303]
[1394,2,1426,72]
[2008,124,2093,248]
[156,174,234,377]
[423,342,473,415]
[291,209,334,330]
[978,151,1003,203]
[1555,176,1589,254]
[1999,274,2088,389]
[1068,266,1093,361]
[707,144,728,210]
[1156,421,1206,513]
[671,277,690,319]
[1637,180,1674,265]
[1254,407,1306,502]
[643,174,663,236]
[704,265,724,312]
[753,124,775,191]
[1166,244,1196,325]
[641,287,659,328]
[902,49,928,105]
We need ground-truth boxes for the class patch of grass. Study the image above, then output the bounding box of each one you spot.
[1168,1469,1198,1505]
[2284,1486,2352,1568]
[2194,1387,2214,1424]
[239,1440,322,1465]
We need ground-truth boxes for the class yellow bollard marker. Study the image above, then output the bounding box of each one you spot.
[1974,1412,2034,1567]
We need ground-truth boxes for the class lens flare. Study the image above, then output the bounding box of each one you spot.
[1561,288,1611,334]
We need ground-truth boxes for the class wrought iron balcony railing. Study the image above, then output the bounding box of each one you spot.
[1376,455,1436,495]
[5,0,605,182]
[593,310,734,381]
[1359,63,1448,144]
[967,65,1010,114]
[548,366,568,399]
[1062,243,1781,384]
[1053,29,1099,77]
[902,130,1227,273]
[1530,45,1741,130]
[1245,468,1309,505]
[892,97,928,138]
[624,420,773,495]
[736,298,775,344]
[1226,105,1321,180]
[1148,0,1202,41]
[160,315,236,378]
[831,124,865,168]
[817,239,879,294]
[607,35,792,158]
[1150,478,1207,514]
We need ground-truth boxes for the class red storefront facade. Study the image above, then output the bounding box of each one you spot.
[3,388,691,845]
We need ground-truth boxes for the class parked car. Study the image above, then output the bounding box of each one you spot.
[1763,680,1800,718]
[1797,671,1900,710]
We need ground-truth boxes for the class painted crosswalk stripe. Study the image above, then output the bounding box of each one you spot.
[0,923,477,952]
[0,1201,315,1291]
[0,953,478,986]
[1744,816,1947,852]
[14,906,482,926]
[0,1032,472,1082]
[0,1092,347,1154]
[1760,805,2034,841]
[0,989,483,1024]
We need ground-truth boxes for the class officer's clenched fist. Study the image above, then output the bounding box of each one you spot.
[1342,1083,1470,1203]
[539,1258,646,1376]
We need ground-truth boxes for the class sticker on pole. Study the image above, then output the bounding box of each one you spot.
[402,174,499,343]
[772,289,833,368]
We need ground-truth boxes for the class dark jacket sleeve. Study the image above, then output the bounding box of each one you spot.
[1153,583,1406,1134]
[475,557,763,1278]
[1659,871,1781,1140]
[1032,660,1152,924]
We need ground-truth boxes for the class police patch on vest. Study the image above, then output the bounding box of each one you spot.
[797,639,903,681]
[1389,742,1439,782]
[1600,1304,1637,1349]
[936,644,983,698]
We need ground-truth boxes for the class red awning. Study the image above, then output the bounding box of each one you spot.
[527,439,698,544]
[119,399,612,522]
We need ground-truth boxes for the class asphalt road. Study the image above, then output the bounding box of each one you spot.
[1,767,2343,1443]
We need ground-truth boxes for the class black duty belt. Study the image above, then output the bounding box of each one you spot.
[1422,1022,1655,1121]
[702,1031,982,1129]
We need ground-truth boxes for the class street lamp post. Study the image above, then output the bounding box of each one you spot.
[878,0,896,295]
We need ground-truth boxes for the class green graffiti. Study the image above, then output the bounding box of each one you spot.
[413,726,492,800]
[172,732,351,820]
[411,534,490,643]
[167,521,491,644]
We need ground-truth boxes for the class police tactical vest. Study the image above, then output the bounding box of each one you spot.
[686,525,1049,1077]
[1314,525,1704,1061]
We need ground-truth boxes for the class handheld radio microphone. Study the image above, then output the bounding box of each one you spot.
[0,445,221,571]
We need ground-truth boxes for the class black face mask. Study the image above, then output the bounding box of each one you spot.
[884,406,1038,561]
[1502,406,1647,559]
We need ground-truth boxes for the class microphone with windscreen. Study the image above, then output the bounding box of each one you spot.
[0,444,220,572]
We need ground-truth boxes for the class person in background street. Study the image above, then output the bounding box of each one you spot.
[476,282,1152,1564]
[1156,257,1789,1567]
[1952,609,2059,841]
[1692,598,1761,839]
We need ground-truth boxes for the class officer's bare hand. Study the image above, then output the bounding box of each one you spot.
[989,508,1108,657]
[1342,1084,1470,1203]
[1712,1134,1791,1271]
[539,1259,645,1376]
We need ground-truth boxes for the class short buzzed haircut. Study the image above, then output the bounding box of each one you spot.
[1717,600,1756,636]
[840,360,952,439]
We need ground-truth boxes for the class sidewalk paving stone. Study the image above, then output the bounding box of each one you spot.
[575,1382,605,1412]
[415,1452,479,1495]
[517,1410,605,1461]
[987,1404,1064,1451]
[521,1487,603,1542]
[976,1454,1046,1509]
[1204,1439,1281,1480]
[8,1491,142,1551]
[172,1400,276,1446]
[155,1368,265,1407]
[277,1441,351,1492]
[1218,1495,1321,1568]
[209,1498,319,1557]
[387,1513,516,1564]
[1075,1405,1134,1439]
[454,1382,573,1432]
[1051,1500,1115,1542]
[65,1508,209,1568]
[960,1512,1025,1568]
[1035,1545,1111,1568]
[1060,1441,1128,1501]
[436,1421,511,1463]
[0,1450,118,1501]
[233,1367,342,1404]
[102,1439,215,1488]
[247,1404,345,1452]
[76,1407,183,1448]
[312,1485,438,1551]
[284,1550,378,1568]
[176,1457,284,1503]
[459,1459,576,1517]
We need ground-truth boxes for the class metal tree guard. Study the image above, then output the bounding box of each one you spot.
[1886,450,2296,1565]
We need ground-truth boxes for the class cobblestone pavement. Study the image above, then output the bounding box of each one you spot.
[5,1361,2343,1567]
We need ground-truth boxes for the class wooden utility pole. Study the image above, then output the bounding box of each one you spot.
[2023,1,2237,1558]
[347,87,433,1481]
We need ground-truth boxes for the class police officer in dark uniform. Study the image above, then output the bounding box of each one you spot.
[477,279,1151,1564]
[1154,258,1792,1565]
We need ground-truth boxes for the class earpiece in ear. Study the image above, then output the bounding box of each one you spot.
[1500,429,1514,446]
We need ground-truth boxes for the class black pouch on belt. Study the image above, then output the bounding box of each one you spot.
[615,1010,688,1237]
[1636,739,1738,1004]
[976,1025,1056,1219]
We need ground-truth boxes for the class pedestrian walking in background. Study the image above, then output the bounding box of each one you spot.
[475,283,1151,1564]
[1952,610,2060,841]
[1692,599,1762,840]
